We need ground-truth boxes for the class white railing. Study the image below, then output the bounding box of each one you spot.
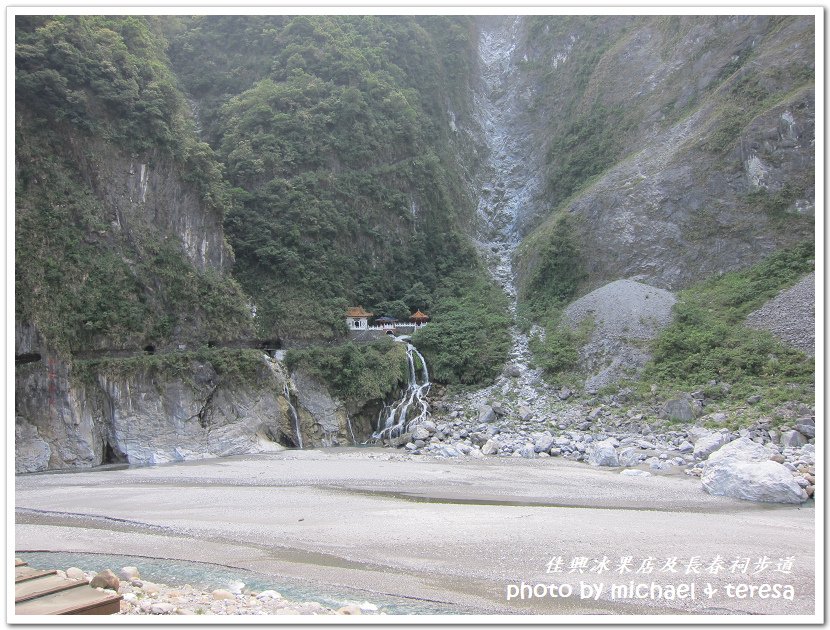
[354,322,428,331]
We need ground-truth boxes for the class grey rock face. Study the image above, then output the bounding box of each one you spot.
[515,16,814,297]
[15,418,52,473]
[290,369,365,447]
[562,280,676,390]
[15,348,367,471]
[83,140,231,273]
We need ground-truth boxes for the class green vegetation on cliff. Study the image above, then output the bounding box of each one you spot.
[169,16,482,340]
[643,242,814,403]
[413,271,511,384]
[285,340,407,406]
[74,347,266,386]
[16,16,251,354]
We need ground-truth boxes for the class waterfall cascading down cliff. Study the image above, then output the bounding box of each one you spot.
[282,382,303,449]
[373,342,431,441]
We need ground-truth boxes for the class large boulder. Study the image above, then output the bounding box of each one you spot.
[588,440,619,467]
[701,437,807,504]
[534,434,555,453]
[779,429,808,448]
[692,431,732,460]
[794,418,815,439]
[661,395,701,422]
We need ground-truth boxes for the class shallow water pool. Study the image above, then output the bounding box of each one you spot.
[20,550,464,615]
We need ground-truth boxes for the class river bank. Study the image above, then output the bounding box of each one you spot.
[15,448,815,617]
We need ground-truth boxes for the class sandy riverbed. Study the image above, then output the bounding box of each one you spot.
[15,448,816,617]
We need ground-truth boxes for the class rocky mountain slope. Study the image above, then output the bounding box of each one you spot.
[513,15,814,298]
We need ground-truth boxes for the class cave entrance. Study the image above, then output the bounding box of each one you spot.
[259,339,282,350]
[103,441,128,464]
[143,345,155,355]
[277,431,299,449]
[15,352,42,365]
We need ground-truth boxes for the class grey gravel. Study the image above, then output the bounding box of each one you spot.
[562,279,676,390]
[745,272,815,355]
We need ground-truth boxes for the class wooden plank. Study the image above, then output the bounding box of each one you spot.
[15,587,121,616]
[16,574,86,603]
[15,567,57,583]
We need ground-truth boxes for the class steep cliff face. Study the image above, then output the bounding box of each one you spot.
[66,137,229,274]
[14,344,375,473]
[14,16,365,472]
[512,15,814,298]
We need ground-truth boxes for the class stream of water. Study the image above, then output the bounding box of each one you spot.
[20,551,462,615]
[373,341,431,440]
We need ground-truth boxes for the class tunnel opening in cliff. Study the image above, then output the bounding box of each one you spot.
[15,353,42,365]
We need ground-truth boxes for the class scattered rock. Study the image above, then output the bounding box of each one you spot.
[337,604,363,615]
[256,590,282,600]
[588,440,619,467]
[478,405,497,424]
[481,439,500,455]
[89,569,121,590]
[618,447,643,467]
[119,566,140,581]
[412,426,431,441]
[66,567,87,581]
[677,440,694,453]
[505,365,522,378]
[779,430,808,448]
[150,602,176,615]
[212,589,235,601]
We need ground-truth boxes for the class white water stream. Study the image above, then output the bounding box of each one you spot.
[373,342,431,441]
[282,383,303,449]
